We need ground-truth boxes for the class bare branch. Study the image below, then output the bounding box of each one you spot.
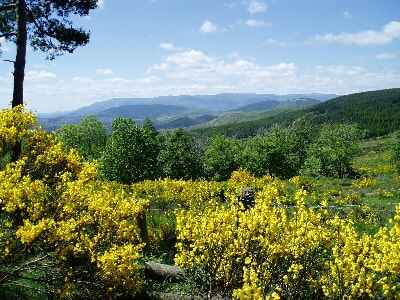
[0,3,16,13]
[2,59,15,64]
[0,255,49,284]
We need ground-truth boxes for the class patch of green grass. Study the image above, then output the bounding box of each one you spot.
[146,210,177,264]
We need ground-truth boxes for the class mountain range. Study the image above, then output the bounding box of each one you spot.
[39,93,337,131]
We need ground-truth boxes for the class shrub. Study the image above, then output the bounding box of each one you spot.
[393,133,400,172]
[100,118,160,184]
[203,135,241,181]
[175,186,400,299]
[240,126,306,178]
[302,124,362,178]
[158,129,203,180]
[56,116,108,160]
[0,107,147,298]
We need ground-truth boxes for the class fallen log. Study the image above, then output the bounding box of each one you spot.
[146,292,227,300]
[144,262,185,282]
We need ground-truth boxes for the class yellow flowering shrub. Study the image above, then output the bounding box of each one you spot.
[2,107,400,298]
[96,243,144,292]
[0,106,36,155]
[132,178,224,210]
[0,107,147,297]
[320,208,400,299]
[176,181,400,299]
[352,177,377,189]
[176,187,332,298]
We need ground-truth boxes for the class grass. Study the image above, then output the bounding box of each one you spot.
[307,133,399,234]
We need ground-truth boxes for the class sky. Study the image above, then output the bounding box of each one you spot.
[0,0,400,113]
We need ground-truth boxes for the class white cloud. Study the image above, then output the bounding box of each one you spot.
[26,70,56,81]
[143,50,400,98]
[248,0,268,14]
[96,68,113,75]
[315,20,400,46]
[200,20,218,33]
[97,0,104,8]
[165,50,212,67]
[376,53,398,60]
[245,19,271,27]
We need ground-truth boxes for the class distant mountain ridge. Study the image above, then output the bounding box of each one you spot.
[39,93,337,131]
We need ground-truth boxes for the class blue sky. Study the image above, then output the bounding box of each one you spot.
[0,0,399,112]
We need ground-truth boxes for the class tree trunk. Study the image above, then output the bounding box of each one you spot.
[12,0,27,108]
[11,0,27,162]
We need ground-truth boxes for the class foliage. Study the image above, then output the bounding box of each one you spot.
[175,171,400,299]
[0,107,147,298]
[302,124,362,178]
[132,178,224,211]
[0,106,36,159]
[100,118,160,184]
[0,0,100,60]
[311,88,400,137]
[240,125,309,178]
[393,133,400,172]
[2,107,400,299]
[158,129,203,180]
[203,135,241,181]
[56,116,108,160]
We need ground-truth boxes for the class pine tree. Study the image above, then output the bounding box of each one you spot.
[0,0,100,107]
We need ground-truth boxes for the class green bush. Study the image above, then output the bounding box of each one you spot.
[393,133,400,172]
[239,126,309,178]
[301,124,361,178]
[158,129,203,180]
[100,118,160,183]
[203,135,241,181]
[56,116,107,160]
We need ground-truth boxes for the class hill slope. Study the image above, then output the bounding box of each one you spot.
[309,88,400,136]
[193,88,400,138]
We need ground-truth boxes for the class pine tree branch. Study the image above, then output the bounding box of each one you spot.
[25,4,58,49]
[0,3,16,13]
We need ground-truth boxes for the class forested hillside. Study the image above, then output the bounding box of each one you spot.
[310,88,400,136]
[194,89,400,138]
